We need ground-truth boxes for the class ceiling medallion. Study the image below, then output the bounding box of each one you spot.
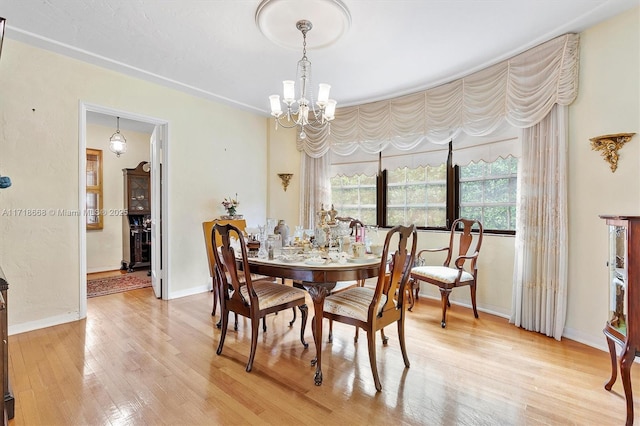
[255,0,352,50]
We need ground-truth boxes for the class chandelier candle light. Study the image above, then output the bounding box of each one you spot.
[269,20,336,140]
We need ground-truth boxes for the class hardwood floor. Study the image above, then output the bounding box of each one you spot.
[7,284,639,425]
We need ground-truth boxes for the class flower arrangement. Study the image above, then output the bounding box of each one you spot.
[221,194,239,216]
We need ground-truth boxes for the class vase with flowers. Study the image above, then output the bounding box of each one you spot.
[221,194,240,219]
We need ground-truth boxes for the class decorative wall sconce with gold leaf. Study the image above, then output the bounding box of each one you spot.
[590,133,635,172]
[277,173,293,191]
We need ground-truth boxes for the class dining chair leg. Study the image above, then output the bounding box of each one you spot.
[262,316,267,332]
[407,279,416,311]
[328,319,333,343]
[246,317,260,372]
[366,330,382,392]
[289,307,297,326]
[439,288,451,328]
[299,305,309,348]
[470,283,479,318]
[211,280,218,316]
[380,328,388,345]
[216,312,238,330]
[216,310,229,356]
[397,315,410,368]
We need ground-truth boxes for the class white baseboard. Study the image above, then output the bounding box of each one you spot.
[87,265,123,274]
[9,311,81,336]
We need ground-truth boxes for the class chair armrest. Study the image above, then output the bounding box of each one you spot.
[415,247,450,266]
[454,251,479,269]
[416,247,449,259]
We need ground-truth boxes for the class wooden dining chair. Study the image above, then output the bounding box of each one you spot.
[212,223,309,372]
[328,217,367,342]
[203,219,257,317]
[204,219,288,332]
[322,224,417,391]
[409,218,483,328]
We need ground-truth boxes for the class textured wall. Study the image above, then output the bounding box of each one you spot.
[0,40,268,332]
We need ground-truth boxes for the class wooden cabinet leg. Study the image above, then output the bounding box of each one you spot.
[604,335,617,391]
[620,345,635,426]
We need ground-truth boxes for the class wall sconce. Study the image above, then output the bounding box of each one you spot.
[277,173,293,192]
[590,133,635,172]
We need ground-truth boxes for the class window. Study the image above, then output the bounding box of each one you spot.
[330,173,377,224]
[330,145,518,234]
[86,148,103,230]
[459,156,518,232]
[386,164,447,228]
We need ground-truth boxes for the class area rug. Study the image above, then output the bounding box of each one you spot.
[87,274,151,298]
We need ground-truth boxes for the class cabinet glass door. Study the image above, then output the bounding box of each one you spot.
[608,224,628,336]
[129,176,150,212]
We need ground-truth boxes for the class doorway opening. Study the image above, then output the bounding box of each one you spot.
[78,102,169,317]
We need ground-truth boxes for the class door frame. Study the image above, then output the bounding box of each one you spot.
[78,101,170,318]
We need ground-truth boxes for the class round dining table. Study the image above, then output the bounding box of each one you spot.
[244,255,382,386]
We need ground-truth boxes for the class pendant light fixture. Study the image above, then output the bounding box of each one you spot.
[109,116,127,157]
[268,20,337,140]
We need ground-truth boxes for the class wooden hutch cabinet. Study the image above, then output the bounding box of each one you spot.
[600,215,640,426]
[122,162,151,272]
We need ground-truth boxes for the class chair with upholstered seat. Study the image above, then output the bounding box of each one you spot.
[322,224,417,391]
[409,218,483,328]
[327,217,367,343]
[212,223,309,372]
[203,219,271,318]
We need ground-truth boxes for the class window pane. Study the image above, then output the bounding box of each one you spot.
[385,164,446,227]
[330,173,376,225]
[459,156,518,231]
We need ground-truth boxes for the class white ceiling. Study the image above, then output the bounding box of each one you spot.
[1,0,638,120]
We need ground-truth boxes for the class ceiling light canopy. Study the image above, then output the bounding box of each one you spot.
[255,0,351,50]
[109,116,127,157]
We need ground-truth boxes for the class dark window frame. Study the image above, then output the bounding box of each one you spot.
[374,142,516,235]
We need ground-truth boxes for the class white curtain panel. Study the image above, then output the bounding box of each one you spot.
[510,105,569,340]
[298,33,579,157]
[299,153,330,229]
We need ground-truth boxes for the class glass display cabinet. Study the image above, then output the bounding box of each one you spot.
[600,215,640,426]
[122,162,151,272]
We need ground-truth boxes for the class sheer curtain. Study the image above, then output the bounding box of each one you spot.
[299,154,330,229]
[511,105,568,340]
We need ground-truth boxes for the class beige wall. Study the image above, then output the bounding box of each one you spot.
[0,40,268,333]
[267,125,301,229]
[86,124,151,273]
[566,7,640,348]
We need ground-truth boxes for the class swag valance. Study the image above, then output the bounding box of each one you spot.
[298,33,579,158]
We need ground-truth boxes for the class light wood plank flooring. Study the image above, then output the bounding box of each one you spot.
[8,285,640,425]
